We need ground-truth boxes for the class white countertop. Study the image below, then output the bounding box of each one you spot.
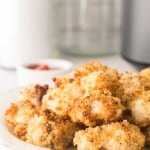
[0,54,141,93]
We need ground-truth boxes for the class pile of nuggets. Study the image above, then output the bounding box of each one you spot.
[5,61,150,150]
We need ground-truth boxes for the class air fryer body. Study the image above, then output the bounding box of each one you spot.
[122,0,150,64]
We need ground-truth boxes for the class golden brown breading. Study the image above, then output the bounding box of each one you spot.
[74,61,120,93]
[5,62,150,149]
[53,72,75,88]
[5,100,38,140]
[73,61,105,79]
[5,84,48,140]
[52,61,103,88]
[53,61,120,93]
[119,72,144,103]
[42,80,84,116]
[68,93,124,127]
[127,90,150,127]
[52,61,104,88]
[120,72,150,127]
[42,62,121,117]
[80,70,120,96]
[21,84,48,108]
[26,110,81,150]
[140,67,150,90]
[74,120,145,150]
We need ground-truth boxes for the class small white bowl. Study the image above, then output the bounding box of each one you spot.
[17,59,73,86]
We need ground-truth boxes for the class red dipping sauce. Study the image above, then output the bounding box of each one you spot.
[27,64,59,71]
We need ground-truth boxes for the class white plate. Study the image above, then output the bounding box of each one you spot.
[0,88,149,150]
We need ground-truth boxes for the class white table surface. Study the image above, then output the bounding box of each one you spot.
[0,54,147,150]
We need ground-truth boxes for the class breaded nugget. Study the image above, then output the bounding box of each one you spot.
[74,61,120,94]
[127,90,150,127]
[42,80,84,116]
[120,72,150,127]
[52,61,103,87]
[5,100,38,140]
[42,62,121,117]
[74,120,145,150]
[5,84,48,140]
[140,67,150,90]
[54,61,119,89]
[68,93,124,126]
[26,110,80,150]
[80,70,120,96]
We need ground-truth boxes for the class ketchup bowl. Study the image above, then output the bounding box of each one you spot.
[17,59,73,86]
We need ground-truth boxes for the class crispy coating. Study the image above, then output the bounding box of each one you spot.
[42,80,84,116]
[21,84,48,108]
[5,100,38,140]
[127,91,150,127]
[80,70,120,96]
[53,61,120,96]
[5,62,150,149]
[120,72,150,127]
[52,61,103,88]
[5,84,48,140]
[74,120,145,150]
[140,67,150,90]
[5,92,81,150]
[68,93,124,127]
[119,72,144,103]
[26,110,80,150]
[53,72,75,88]
[42,61,121,117]
[71,61,105,79]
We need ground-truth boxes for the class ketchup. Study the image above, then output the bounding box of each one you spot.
[27,64,59,71]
